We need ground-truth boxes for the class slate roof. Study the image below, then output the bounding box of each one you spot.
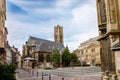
[81,36,99,45]
[27,36,64,52]
[111,42,120,50]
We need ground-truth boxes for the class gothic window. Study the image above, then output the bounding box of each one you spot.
[39,54,44,62]
[99,0,107,23]
[46,54,50,62]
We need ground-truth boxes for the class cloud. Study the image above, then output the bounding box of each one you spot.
[6,0,98,53]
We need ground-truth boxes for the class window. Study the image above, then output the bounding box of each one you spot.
[46,54,50,62]
[39,54,44,62]
[91,48,95,53]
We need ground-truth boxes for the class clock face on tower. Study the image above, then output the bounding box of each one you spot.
[99,0,107,23]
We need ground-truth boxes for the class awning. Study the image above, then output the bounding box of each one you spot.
[111,42,120,50]
[24,57,34,60]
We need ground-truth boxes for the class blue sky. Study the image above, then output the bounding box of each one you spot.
[6,0,98,53]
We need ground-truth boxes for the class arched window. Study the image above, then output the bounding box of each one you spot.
[46,54,50,62]
[39,54,44,62]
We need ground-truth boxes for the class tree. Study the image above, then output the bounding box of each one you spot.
[62,46,71,67]
[50,49,60,67]
[71,53,78,63]
[0,63,17,80]
[70,53,78,67]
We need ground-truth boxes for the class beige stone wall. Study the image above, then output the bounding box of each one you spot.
[77,38,101,66]
[83,45,101,65]
[0,0,7,48]
[114,50,120,80]
[96,0,120,79]
[54,25,64,44]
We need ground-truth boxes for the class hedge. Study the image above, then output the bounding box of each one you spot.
[0,63,17,80]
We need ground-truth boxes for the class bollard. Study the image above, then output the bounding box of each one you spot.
[31,69,33,75]
[49,74,51,80]
[62,77,64,80]
[42,73,43,80]
[37,71,38,77]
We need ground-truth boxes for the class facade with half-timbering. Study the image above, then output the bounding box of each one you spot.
[96,0,120,79]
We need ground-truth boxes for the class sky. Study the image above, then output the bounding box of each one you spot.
[6,0,98,53]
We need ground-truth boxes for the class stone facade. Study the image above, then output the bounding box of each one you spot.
[22,36,64,69]
[6,43,12,64]
[54,25,64,44]
[96,0,120,79]
[0,0,8,64]
[11,46,20,66]
[76,37,101,66]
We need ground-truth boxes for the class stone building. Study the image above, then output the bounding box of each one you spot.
[0,0,8,64]
[96,0,120,79]
[76,37,101,66]
[22,36,64,68]
[16,52,21,68]
[11,46,20,66]
[54,25,64,44]
[22,25,64,68]
[6,43,12,64]
[6,44,21,67]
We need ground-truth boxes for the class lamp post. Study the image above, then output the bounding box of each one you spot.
[60,50,62,67]
[78,49,83,68]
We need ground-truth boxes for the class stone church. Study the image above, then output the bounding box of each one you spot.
[96,0,120,79]
[22,25,64,68]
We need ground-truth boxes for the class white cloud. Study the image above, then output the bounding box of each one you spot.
[72,5,95,24]
[6,0,99,53]
[65,30,98,52]
[56,0,73,9]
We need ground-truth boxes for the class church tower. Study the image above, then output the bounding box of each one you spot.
[54,25,64,44]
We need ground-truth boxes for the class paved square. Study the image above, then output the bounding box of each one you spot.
[16,67,101,80]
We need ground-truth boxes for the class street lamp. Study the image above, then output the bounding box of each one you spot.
[78,49,83,68]
[60,50,62,67]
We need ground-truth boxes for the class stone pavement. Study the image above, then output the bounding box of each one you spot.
[16,67,101,80]
[16,69,39,80]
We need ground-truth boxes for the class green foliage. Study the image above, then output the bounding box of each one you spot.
[50,49,60,67]
[62,47,71,67]
[51,47,78,67]
[95,63,101,67]
[0,63,17,80]
[71,53,78,63]
[45,67,54,70]
[61,46,79,67]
